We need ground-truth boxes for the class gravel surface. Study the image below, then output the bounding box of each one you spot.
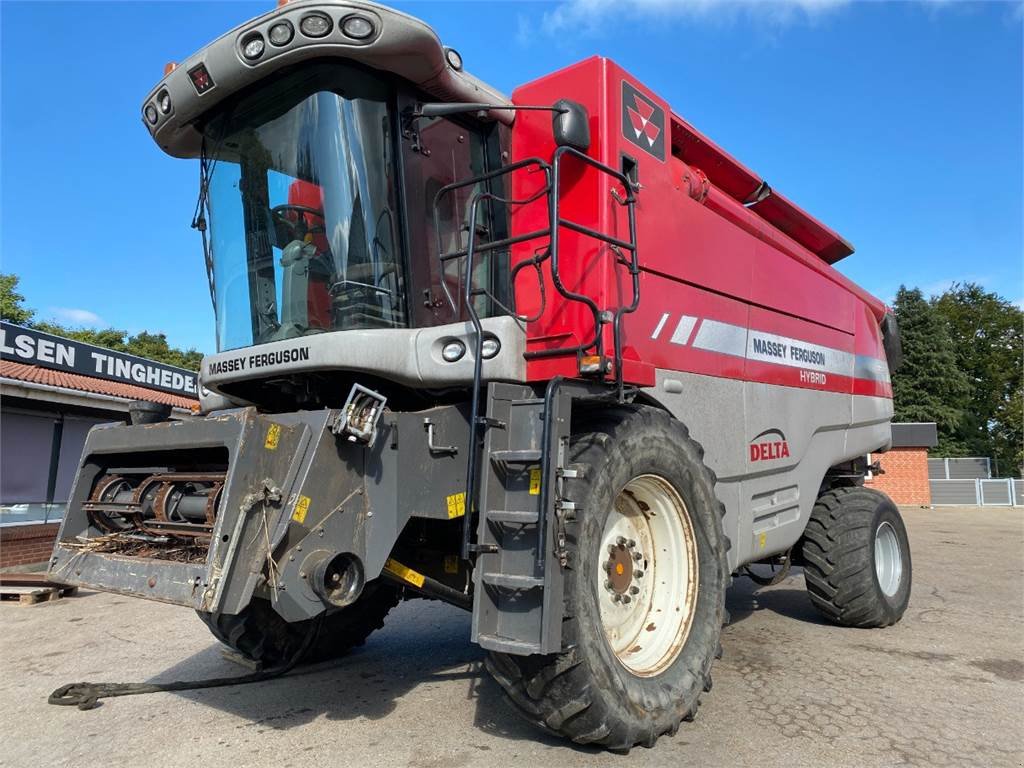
[2,505,1021,767]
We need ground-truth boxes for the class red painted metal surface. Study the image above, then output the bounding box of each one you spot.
[507,56,891,398]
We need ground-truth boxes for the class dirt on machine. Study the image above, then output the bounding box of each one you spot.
[49,0,912,750]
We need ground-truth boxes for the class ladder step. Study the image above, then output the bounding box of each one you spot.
[490,449,542,464]
[477,634,542,655]
[486,509,539,524]
[482,572,544,590]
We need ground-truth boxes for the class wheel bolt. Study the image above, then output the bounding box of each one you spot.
[616,536,626,546]
[629,586,639,595]
[622,594,632,604]
[612,593,622,603]
[634,570,644,579]
[632,551,642,561]
[626,539,636,548]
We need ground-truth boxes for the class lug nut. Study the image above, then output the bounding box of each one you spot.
[603,561,612,572]
[608,544,618,555]
[622,594,632,604]
[626,539,636,548]
[616,536,626,546]
[612,593,622,603]
[605,580,614,590]
[634,570,644,578]
[632,551,642,561]
[629,586,639,595]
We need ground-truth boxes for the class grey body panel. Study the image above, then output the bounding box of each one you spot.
[646,369,893,570]
[144,0,511,159]
[202,316,526,394]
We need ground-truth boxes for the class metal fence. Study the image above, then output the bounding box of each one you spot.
[930,478,1022,506]
[928,457,992,480]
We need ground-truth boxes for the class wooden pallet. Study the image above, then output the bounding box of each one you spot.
[0,583,78,606]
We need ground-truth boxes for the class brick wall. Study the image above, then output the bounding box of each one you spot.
[866,447,931,505]
[0,524,59,569]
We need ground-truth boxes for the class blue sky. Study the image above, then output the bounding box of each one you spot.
[2,0,1021,354]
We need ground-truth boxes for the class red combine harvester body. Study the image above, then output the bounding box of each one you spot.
[48,2,910,750]
[511,57,886,391]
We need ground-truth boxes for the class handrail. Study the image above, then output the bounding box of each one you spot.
[430,147,642,560]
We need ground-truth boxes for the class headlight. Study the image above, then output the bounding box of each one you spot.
[241,33,265,60]
[480,337,500,359]
[157,90,172,114]
[300,13,332,38]
[441,341,466,363]
[445,47,463,71]
[144,104,158,125]
[341,15,375,40]
[268,21,294,46]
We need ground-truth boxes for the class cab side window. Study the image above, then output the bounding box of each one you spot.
[402,115,499,326]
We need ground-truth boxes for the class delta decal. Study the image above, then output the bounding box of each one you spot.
[621,81,666,161]
[749,428,791,463]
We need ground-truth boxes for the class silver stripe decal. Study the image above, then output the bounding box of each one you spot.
[692,319,748,358]
[745,328,855,376]
[650,312,670,340]
[669,315,698,345]
[662,315,889,383]
[854,354,891,383]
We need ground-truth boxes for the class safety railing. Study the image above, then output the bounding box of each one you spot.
[432,147,642,558]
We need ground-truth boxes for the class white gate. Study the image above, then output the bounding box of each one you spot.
[930,478,1022,506]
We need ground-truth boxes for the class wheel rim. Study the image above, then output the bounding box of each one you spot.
[597,474,699,677]
[874,521,903,597]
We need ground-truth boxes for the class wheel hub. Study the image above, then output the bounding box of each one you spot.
[605,539,637,594]
[597,474,699,677]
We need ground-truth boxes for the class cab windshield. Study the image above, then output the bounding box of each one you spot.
[204,66,402,351]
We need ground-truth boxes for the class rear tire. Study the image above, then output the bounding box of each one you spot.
[486,406,728,751]
[801,487,911,627]
[198,581,402,667]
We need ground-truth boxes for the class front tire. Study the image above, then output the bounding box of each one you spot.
[486,407,728,751]
[801,487,912,627]
[198,581,402,667]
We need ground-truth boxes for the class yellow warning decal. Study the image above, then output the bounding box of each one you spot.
[265,423,281,450]
[292,495,311,524]
[758,532,767,550]
[529,467,542,496]
[443,555,459,575]
[446,492,466,519]
[384,558,425,588]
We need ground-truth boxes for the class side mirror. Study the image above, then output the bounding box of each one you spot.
[553,99,590,151]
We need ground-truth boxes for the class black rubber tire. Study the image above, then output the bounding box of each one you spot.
[486,406,729,751]
[801,486,911,627]
[197,581,402,667]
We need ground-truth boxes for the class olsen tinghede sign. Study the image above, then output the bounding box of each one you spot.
[0,322,198,398]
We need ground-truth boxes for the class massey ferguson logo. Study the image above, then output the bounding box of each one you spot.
[622,81,666,161]
[749,428,791,462]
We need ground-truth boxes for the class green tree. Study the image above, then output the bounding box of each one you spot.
[891,286,971,455]
[0,273,34,324]
[933,283,1023,476]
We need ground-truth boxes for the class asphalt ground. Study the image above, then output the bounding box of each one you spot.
[2,505,1022,768]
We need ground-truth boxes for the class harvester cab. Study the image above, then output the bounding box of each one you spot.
[49,0,911,751]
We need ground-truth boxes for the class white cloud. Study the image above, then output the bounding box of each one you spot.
[49,307,107,327]
[534,0,850,38]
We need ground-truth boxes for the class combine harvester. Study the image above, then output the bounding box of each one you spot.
[50,0,910,749]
